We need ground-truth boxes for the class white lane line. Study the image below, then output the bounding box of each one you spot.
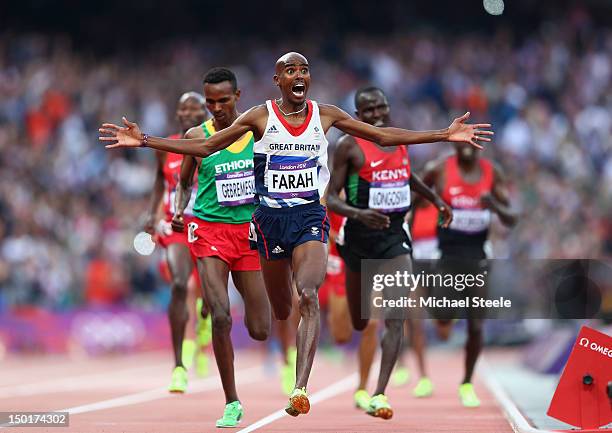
[0,364,264,428]
[63,365,263,415]
[0,363,169,398]
[481,359,554,433]
[236,372,358,433]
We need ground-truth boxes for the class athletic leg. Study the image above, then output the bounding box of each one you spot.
[292,241,327,390]
[357,320,378,390]
[259,257,294,320]
[231,270,271,341]
[166,243,194,369]
[327,292,352,344]
[198,257,238,404]
[185,275,198,341]
[463,317,483,384]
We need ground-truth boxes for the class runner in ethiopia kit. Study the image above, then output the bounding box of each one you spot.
[100,51,493,417]
[327,86,453,419]
[171,68,271,428]
[423,141,517,408]
[142,92,212,393]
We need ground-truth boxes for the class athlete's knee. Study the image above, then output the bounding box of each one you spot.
[248,322,269,341]
[330,318,352,344]
[384,319,404,337]
[211,310,232,333]
[298,287,319,316]
[272,305,292,321]
[170,277,188,299]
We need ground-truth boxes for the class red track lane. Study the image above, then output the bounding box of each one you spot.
[0,349,513,432]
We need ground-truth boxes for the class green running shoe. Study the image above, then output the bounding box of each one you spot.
[168,366,188,393]
[367,394,393,419]
[285,387,310,416]
[216,401,243,428]
[391,366,410,387]
[413,377,434,398]
[181,339,196,370]
[196,299,212,347]
[459,383,481,408]
[353,389,371,410]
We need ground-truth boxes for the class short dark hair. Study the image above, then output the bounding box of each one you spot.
[354,86,385,109]
[203,67,238,92]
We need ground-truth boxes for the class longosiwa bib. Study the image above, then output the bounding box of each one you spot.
[193,119,255,224]
[345,137,411,214]
[253,100,329,208]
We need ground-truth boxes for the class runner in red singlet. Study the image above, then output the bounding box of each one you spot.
[423,141,517,407]
[143,92,211,393]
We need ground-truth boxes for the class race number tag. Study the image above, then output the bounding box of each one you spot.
[267,159,319,198]
[187,221,199,243]
[449,209,491,233]
[368,181,411,213]
[169,190,196,215]
[215,170,255,206]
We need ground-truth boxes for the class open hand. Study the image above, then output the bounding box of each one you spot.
[99,117,144,149]
[447,112,494,149]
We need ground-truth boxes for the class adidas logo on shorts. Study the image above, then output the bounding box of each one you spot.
[267,125,279,134]
[311,227,319,236]
[272,245,284,254]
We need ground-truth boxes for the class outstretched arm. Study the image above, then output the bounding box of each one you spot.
[100,106,266,157]
[320,104,493,149]
[481,164,518,228]
[410,173,452,228]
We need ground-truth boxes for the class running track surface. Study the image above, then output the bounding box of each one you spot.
[0,349,514,432]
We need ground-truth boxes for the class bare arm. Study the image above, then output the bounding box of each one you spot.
[144,151,165,234]
[320,104,493,149]
[100,106,267,157]
[481,164,518,228]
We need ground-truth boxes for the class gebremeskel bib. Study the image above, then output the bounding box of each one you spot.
[193,119,255,223]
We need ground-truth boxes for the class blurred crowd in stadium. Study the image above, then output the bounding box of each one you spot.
[0,10,610,311]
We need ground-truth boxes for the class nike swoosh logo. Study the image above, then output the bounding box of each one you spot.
[370,160,384,167]
[168,161,182,169]
[450,187,462,194]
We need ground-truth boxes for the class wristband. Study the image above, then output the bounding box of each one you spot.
[140,134,149,147]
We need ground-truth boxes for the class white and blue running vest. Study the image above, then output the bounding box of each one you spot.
[253,100,330,208]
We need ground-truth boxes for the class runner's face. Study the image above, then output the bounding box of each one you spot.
[356,92,390,127]
[455,142,478,163]
[176,98,206,132]
[276,62,310,105]
[204,81,240,126]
